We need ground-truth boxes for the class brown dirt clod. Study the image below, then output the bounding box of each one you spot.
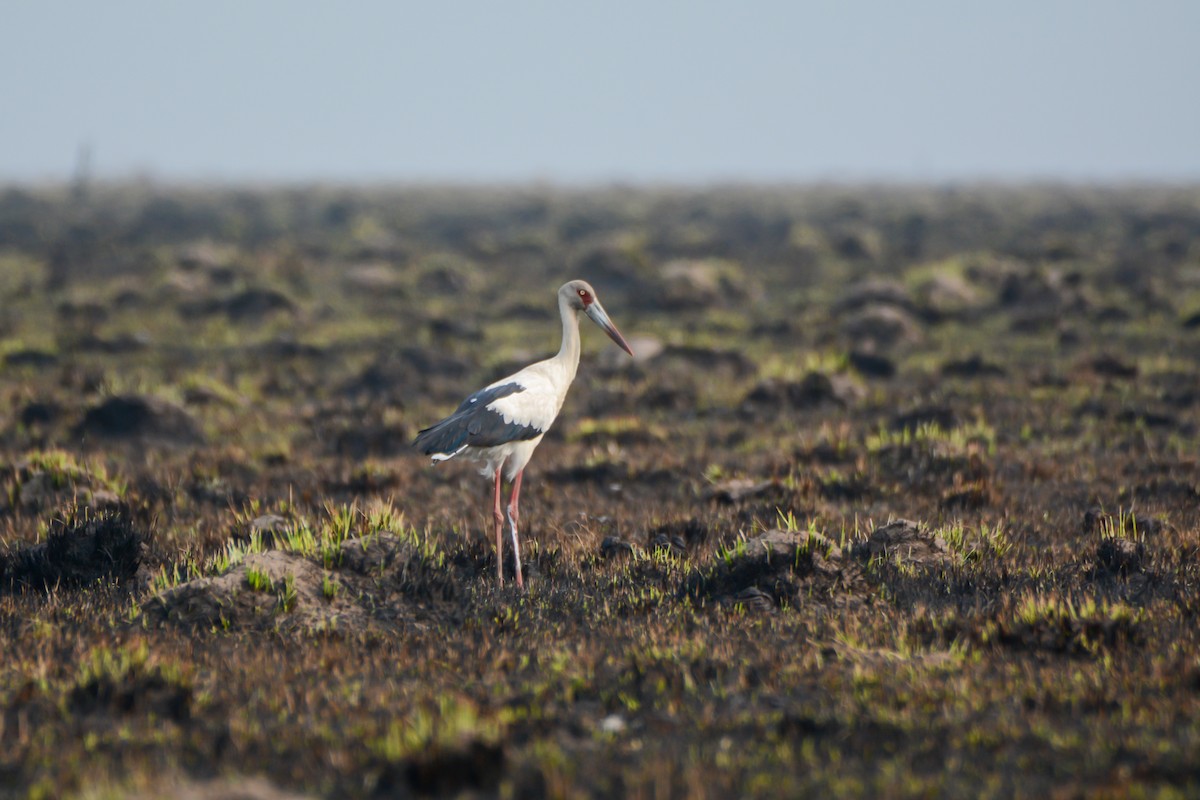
[850,519,953,569]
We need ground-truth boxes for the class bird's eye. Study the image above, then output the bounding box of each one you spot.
[578,290,586,297]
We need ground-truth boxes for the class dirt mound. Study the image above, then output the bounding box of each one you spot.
[1080,353,1138,380]
[0,514,145,592]
[944,598,1145,658]
[940,354,1007,379]
[740,372,863,415]
[889,404,960,432]
[0,454,123,513]
[704,478,777,504]
[850,519,953,569]
[839,303,924,350]
[344,348,472,397]
[1081,507,1163,538]
[68,664,192,723]
[847,350,896,379]
[684,530,867,610]
[144,551,368,633]
[179,287,296,322]
[997,267,1093,316]
[319,415,412,459]
[647,517,711,550]
[338,533,421,576]
[873,438,990,490]
[19,399,63,427]
[368,739,505,798]
[645,259,756,311]
[915,272,982,318]
[343,262,408,296]
[651,344,758,380]
[1095,536,1147,575]
[144,533,455,632]
[5,348,58,369]
[75,395,204,445]
[833,277,915,315]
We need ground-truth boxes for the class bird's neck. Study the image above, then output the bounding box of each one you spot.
[554,294,582,384]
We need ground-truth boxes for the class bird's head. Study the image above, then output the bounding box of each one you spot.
[561,280,634,356]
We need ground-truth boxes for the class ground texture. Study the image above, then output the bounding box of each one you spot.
[1,184,1199,797]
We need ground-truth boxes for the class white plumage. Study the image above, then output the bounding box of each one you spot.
[413,280,633,589]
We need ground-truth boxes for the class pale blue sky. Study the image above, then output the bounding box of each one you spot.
[3,1,1199,183]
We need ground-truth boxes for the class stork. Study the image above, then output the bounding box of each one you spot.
[413,280,634,589]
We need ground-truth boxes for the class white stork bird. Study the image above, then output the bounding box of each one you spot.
[414,280,634,588]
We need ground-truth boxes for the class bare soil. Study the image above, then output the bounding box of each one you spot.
[1,183,1199,797]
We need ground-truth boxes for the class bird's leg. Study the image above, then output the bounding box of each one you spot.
[508,469,525,590]
[493,465,505,585]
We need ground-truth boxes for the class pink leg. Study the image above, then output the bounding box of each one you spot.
[507,469,525,589]
[493,465,505,585]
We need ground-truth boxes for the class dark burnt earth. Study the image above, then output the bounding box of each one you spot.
[0,185,1199,797]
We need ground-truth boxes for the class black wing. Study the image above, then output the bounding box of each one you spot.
[413,382,543,456]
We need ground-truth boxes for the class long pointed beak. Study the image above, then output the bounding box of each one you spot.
[585,301,634,356]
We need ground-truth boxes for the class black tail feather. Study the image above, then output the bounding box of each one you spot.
[413,417,470,456]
